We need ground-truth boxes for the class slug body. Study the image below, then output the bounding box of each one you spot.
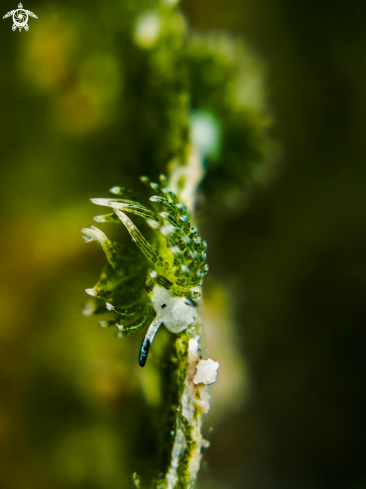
[82,177,208,367]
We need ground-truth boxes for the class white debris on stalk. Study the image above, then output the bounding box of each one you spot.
[163,333,219,489]
[194,358,220,386]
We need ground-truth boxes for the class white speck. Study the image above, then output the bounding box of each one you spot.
[105,303,113,311]
[85,288,98,297]
[162,0,180,5]
[161,224,176,236]
[189,338,199,353]
[93,215,105,222]
[81,234,94,243]
[193,358,220,385]
[82,301,95,316]
[202,438,210,448]
[134,11,161,49]
[190,110,222,159]
[81,227,96,242]
[90,198,110,206]
[147,219,160,229]
[110,186,122,194]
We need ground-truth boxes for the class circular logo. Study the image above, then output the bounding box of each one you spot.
[13,8,28,28]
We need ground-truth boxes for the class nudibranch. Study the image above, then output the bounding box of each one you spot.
[82,175,208,366]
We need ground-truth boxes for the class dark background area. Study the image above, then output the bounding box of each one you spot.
[0,0,365,488]
[182,0,366,488]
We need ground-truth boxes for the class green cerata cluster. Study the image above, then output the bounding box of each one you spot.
[81,175,208,366]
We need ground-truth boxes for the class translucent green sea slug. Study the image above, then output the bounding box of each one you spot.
[81,175,208,367]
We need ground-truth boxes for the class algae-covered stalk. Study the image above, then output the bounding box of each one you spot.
[82,154,219,488]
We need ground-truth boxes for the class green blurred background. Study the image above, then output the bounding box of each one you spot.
[0,1,365,488]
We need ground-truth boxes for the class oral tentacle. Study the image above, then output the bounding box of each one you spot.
[139,317,163,367]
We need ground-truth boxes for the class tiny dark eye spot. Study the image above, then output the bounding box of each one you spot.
[161,304,167,309]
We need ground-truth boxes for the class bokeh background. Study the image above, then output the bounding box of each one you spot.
[0,1,365,489]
